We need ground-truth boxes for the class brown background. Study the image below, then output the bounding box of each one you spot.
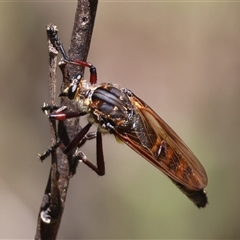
[1,1,239,239]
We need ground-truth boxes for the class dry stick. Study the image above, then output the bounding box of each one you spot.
[35,24,61,240]
[35,1,98,239]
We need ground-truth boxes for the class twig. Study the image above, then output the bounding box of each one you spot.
[35,23,63,240]
[35,1,98,239]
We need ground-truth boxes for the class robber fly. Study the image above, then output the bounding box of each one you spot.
[41,25,208,208]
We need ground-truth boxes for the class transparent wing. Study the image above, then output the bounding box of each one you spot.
[115,93,208,191]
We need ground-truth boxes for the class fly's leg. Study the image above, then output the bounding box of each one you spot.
[42,103,87,120]
[38,142,61,161]
[39,109,105,176]
[73,131,105,176]
[47,26,97,85]
[41,103,62,114]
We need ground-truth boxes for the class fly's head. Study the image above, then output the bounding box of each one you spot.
[59,74,93,113]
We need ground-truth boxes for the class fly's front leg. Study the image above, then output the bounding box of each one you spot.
[48,26,97,85]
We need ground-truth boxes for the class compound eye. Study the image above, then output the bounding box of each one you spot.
[68,84,78,100]
[67,74,82,99]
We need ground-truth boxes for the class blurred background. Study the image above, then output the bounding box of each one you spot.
[1,1,240,239]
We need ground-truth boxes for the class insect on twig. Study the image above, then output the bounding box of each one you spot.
[40,26,208,208]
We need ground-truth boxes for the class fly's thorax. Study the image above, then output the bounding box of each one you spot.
[89,83,135,129]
